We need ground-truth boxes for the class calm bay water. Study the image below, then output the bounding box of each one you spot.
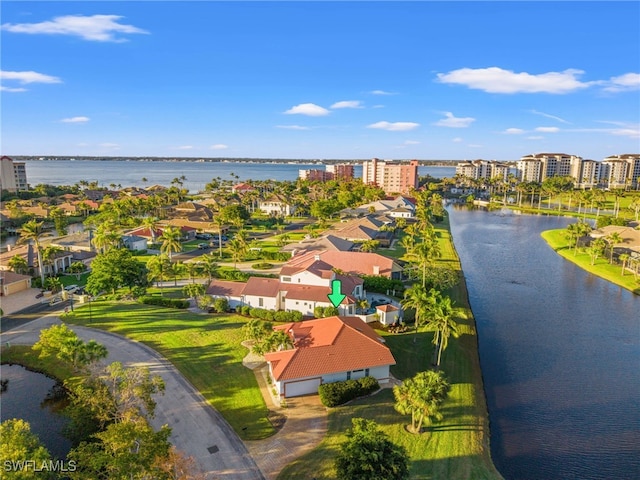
[0,364,71,460]
[448,206,640,480]
[21,159,456,192]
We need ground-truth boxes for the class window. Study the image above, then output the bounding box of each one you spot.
[346,371,351,380]
[365,368,370,377]
[259,298,263,307]
[282,276,291,282]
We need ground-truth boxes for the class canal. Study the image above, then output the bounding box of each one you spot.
[448,206,640,480]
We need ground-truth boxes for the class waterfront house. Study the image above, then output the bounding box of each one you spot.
[264,316,396,398]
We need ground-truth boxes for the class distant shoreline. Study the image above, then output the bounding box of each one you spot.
[10,156,472,167]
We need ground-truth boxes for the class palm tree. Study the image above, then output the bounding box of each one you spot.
[7,255,29,275]
[141,216,160,244]
[199,253,219,282]
[619,253,630,276]
[159,226,183,260]
[19,219,46,286]
[227,238,248,268]
[42,245,64,277]
[393,370,450,434]
[606,231,623,263]
[424,292,460,368]
[401,284,430,331]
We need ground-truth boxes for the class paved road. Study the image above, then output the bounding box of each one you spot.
[2,315,265,480]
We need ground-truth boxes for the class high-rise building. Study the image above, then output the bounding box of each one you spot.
[361,158,419,195]
[325,163,355,181]
[601,154,640,189]
[0,156,28,192]
[299,163,355,182]
[516,153,582,183]
[455,159,510,181]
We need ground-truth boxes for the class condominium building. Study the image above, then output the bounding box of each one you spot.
[361,158,419,195]
[579,159,602,188]
[299,163,355,182]
[455,159,510,181]
[0,156,28,192]
[601,154,640,188]
[516,153,582,183]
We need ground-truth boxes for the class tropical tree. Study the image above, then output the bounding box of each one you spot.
[199,253,219,282]
[393,370,450,434]
[86,248,150,295]
[33,324,108,371]
[227,238,248,267]
[359,239,380,252]
[159,226,183,260]
[7,254,29,275]
[45,276,63,293]
[141,216,160,243]
[587,238,607,265]
[606,231,623,263]
[401,284,430,331]
[41,245,63,277]
[619,253,630,276]
[0,419,52,479]
[69,260,87,280]
[335,418,409,480]
[18,219,46,286]
[424,292,460,368]
[183,283,205,299]
[147,254,172,290]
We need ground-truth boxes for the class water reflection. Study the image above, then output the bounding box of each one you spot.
[0,364,71,460]
[448,206,640,480]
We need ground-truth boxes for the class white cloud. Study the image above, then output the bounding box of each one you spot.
[502,128,524,135]
[330,100,363,109]
[529,109,570,124]
[276,125,310,130]
[452,137,463,143]
[436,67,591,94]
[369,90,396,95]
[527,136,544,140]
[61,116,90,123]
[602,73,640,92]
[0,86,27,92]
[434,112,475,128]
[367,121,420,131]
[1,14,149,42]
[404,140,420,145]
[610,127,640,138]
[535,127,560,133]
[284,103,330,116]
[177,145,193,150]
[210,144,228,150]
[1,70,61,84]
[99,143,119,149]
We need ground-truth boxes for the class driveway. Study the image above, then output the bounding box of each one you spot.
[1,315,264,480]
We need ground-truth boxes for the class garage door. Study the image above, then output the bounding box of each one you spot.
[284,378,322,398]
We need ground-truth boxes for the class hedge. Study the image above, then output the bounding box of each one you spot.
[318,376,380,407]
[139,296,190,309]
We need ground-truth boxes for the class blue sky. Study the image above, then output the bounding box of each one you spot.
[1,1,639,160]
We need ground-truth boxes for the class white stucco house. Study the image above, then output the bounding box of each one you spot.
[263,316,396,398]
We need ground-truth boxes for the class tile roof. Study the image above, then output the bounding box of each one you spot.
[264,316,396,381]
[206,279,247,297]
[0,270,32,284]
[242,277,281,297]
[317,251,399,278]
[282,283,357,304]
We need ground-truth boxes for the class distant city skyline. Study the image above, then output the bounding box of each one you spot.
[1,1,639,160]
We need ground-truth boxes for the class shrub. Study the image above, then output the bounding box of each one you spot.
[252,262,273,270]
[139,296,189,309]
[318,376,380,407]
[211,297,229,313]
[240,305,251,316]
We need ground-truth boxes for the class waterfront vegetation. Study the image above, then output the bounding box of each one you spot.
[541,228,640,294]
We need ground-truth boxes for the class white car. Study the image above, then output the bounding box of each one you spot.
[64,284,79,293]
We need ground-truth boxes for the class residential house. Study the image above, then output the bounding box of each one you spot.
[281,234,355,256]
[340,196,416,219]
[205,280,246,309]
[258,194,296,217]
[0,270,32,296]
[121,235,149,251]
[264,316,396,398]
[326,215,395,247]
[287,250,403,280]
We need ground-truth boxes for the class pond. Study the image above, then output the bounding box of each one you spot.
[448,206,640,480]
[0,364,71,460]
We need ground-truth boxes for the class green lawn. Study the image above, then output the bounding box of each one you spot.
[65,302,275,440]
[278,213,503,480]
[541,229,640,294]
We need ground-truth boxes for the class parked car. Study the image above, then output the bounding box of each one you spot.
[197,243,209,249]
[64,284,79,293]
[196,233,212,240]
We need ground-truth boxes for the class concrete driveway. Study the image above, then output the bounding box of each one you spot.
[2,315,264,480]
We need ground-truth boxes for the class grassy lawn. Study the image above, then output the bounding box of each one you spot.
[541,229,640,294]
[65,301,275,440]
[1,344,78,383]
[278,213,503,480]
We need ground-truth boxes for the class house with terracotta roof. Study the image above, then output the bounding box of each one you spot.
[205,280,246,309]
[264,316,396,398]
[287,250,403,280]
[0,270,32,296]
[206,254,364,317]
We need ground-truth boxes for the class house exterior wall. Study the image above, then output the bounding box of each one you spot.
[1,277,31,296]
[242,293,279,310]
[272,364,392,398]
[286,270,330,287]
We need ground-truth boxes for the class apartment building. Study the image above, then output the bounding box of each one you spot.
[516,153,582,183]
[362,158,418,195]
[0,156,28,192]
[455,159,510,181]
[601,154,640,188]
[299,163,355,182]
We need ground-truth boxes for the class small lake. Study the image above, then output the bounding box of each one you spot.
[448,206,640,480]
[0,364,71,460]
